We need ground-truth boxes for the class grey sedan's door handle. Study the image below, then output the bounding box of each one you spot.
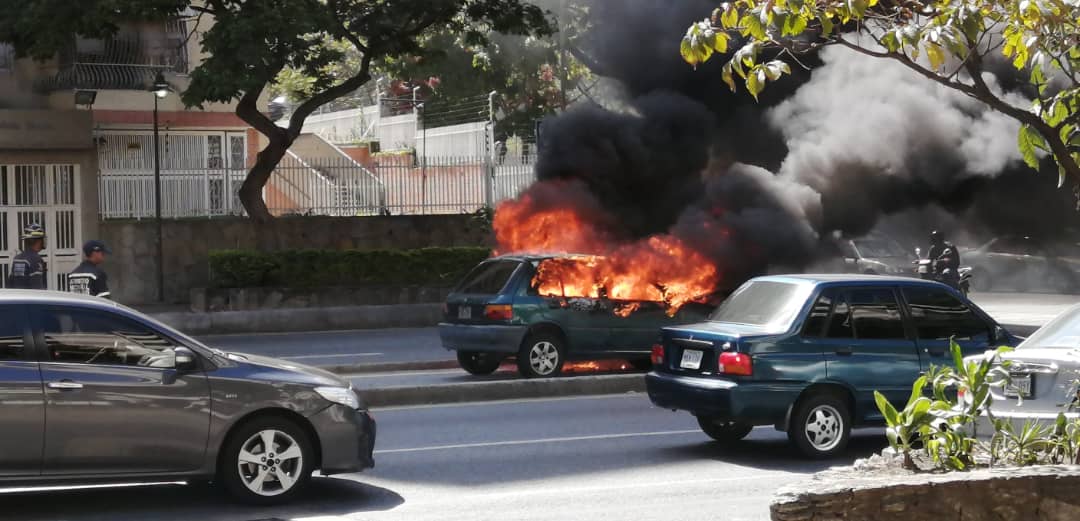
[47,381,84,390]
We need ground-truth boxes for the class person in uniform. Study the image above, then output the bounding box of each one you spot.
[8,224,47,290]
[68,240,111,299]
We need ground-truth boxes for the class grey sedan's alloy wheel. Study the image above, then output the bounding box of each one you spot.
[517,333,565,378]
[697,416,753,443]
[457,351,502,375]
[788,393,851,459]
[221,417,314,504]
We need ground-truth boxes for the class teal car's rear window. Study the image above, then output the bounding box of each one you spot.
[455,260,522,295]
[708,280,806,328]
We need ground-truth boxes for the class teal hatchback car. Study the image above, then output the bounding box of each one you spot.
[646,275,1020,458]
[439,254,711,378]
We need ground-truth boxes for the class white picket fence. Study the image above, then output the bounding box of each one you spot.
[99,154,538,219]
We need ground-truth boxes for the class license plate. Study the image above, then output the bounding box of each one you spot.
[458,306,472,320]
[680,349,703,370]
[1005,375,1032,398]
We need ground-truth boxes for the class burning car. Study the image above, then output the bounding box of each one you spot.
[439,254,713,378]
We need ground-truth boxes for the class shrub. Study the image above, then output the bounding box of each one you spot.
[209,247,491,288]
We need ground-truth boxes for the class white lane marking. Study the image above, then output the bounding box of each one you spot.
[282,353,384,360]
[376,429,702,454]
[0,481,184,494]
[372,392,644,411]
[199,327,435,339]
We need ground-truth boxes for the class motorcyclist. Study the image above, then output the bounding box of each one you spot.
[928,230,960,289]
[8,223,47,290]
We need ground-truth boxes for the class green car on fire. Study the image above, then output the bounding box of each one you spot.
[438,254,711,378]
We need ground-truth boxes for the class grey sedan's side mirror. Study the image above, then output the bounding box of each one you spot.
[175,347,198,371]
[991,325,1006,345]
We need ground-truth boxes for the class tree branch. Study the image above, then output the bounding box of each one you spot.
[235,84,283,140]
[286,52,374,138]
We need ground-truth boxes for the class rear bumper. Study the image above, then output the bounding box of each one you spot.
[438,322,527,354]
[646,371,798,425]
[310,405,376,475]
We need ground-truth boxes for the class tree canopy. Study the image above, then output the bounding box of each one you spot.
[2,0,551,221]
[680,0,1080,189]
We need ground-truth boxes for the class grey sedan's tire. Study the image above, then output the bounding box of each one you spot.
[788,393,851,459]
[697,416,753,442]
[220,416,315,505]
[457,351,501,375]
[517,333,566,378]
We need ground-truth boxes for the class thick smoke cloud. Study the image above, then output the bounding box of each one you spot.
[524,0,1078,286]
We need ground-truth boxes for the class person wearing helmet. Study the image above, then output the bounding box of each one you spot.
[928,230,960,289]
[68,240,111,299]
[8,223,47,290]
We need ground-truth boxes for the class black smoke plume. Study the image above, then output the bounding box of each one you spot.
[523,0,1079,287]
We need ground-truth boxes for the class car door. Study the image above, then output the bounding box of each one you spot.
[819,287,921,417]
[32,305,212,476]
[901,286,994,370]
[607,300,669,353]
[0,304,45,477]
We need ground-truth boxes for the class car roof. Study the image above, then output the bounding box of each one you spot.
[0,289,126,313]
[754,274,952,288]
[488,252,600,262]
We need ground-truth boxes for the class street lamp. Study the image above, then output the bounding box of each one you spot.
[150,71,170,302]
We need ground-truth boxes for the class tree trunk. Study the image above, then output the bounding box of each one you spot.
[239,136,291,223]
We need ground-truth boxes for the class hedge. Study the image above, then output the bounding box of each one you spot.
[209,247,492,289]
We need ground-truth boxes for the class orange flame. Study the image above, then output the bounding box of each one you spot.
[494,182,720,316]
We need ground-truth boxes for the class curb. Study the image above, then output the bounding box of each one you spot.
[361,373,646,408]
[321,359,459,374]
[150,303,442,335]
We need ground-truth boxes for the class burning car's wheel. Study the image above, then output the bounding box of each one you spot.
[457,351,501,375]
[697,416,753,442]
[788,392,851,459]
[518,333,565,378]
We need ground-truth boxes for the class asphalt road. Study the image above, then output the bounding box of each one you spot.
[198,327,448,367]
[0,394,887,521]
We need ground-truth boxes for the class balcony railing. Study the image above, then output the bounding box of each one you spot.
[34,35,189,93]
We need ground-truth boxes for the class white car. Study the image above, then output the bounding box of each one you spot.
[974,304,1080,436]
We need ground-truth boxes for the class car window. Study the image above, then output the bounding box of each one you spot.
[1019,305,1080,350]
[708,280,809,330]
[848,288,906,340]
[455,260,521,295]
[903,287,989,341]
[40,307,178,368]
[826,292,854,339]
[801,291,834,337]
[0,306,28,361]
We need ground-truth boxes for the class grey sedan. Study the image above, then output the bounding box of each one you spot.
[975,303,1080,435]
[0,290,375,504]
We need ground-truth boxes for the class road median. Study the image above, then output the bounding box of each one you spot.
[360,373,646,408]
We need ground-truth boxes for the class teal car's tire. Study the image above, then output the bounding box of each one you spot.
[697,416,753,443]
[517,333,565,378]
[457,351,501,375]
[788,393,851,459]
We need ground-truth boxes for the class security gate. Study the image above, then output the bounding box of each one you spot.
[0,164,82,290]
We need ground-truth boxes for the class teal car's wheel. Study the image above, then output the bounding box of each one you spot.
[517,333,565,378]
[788,392,851,459]
[457,351,501,375]
[697,416,753,443]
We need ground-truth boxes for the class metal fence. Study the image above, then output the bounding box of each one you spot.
[99,155,537,219]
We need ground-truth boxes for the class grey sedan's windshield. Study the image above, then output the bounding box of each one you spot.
[709,280,810,330]
[854,239,908,258]
[1019,305,1080,350]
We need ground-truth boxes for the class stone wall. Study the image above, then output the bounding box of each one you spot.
[772,465,1080,521]
[99,214,492,305]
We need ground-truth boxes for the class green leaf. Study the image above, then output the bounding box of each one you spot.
[820,15,834,38]
[721,63,737,92]
[1018,124,1046,170]
[721,4,739,29]
[909,375,928,406]
[875,390,900,427]
[926,42,946,72]
[746,67,765,100]
[951,338,964,371]
[680,37,699,67]
[713,32,730,54]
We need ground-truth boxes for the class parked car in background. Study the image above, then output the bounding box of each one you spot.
[439,254,711,378]
[0,291,376,504]
[835,235,916,276]
[646,275,1020,458]
[963,235,1080,293]
[973,304,1080,436]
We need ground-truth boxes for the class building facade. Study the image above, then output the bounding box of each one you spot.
[0,13,261,289]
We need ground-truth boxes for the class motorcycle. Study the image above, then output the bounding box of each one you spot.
[914,247,973,297]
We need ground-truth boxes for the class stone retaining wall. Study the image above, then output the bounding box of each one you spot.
[772,465,1080,521]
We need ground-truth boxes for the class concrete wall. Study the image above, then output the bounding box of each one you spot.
[771,465,1080,521]
[99,214,493,305]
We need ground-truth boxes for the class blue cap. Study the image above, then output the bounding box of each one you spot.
[83,240,111,256]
